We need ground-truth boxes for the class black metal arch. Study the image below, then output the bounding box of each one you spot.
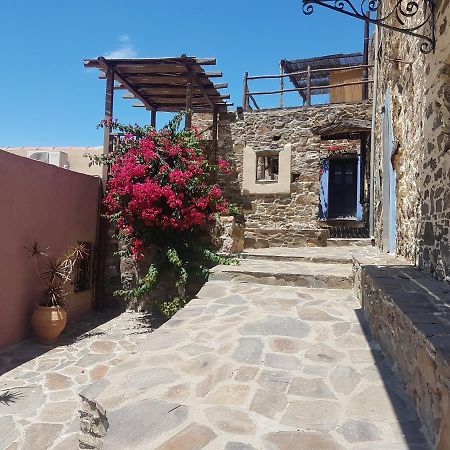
[301,0,436,54]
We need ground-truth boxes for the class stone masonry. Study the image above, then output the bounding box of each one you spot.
[372,0,450,282]
[195,102,372,239]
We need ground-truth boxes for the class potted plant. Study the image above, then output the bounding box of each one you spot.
[25,241,88,344]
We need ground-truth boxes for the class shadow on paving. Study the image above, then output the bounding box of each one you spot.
[355,307,432,450]
[0,307,164,378]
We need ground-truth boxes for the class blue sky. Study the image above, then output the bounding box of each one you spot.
[0,1,365,146]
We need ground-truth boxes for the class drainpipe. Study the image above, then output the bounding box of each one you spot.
[369,25,379,238]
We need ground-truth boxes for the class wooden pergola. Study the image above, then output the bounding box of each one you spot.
[84,55,232,158]
[84,55,231,311]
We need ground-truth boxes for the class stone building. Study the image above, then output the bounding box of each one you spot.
[370,0,450,282]
[195,54,373,249]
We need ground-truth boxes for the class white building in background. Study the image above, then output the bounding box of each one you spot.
[1,146,103,178]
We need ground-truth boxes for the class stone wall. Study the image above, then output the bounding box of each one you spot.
[372,0,450,282]
[195,102,372,233]
[354,257,450,448]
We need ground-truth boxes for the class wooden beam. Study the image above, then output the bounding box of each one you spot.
[182,55,215,111]
[185,70,193,129]
[306,66,312,107]
[213,82,228,89]
[204,71,223,77]
[129,85,229,97]
[242,72,249,110]
[280,63,284,108]
[96,57,157,111]
[248,79,373,96]
[151,110,157,128]
[103,66,115,166]
[246,64,374,80]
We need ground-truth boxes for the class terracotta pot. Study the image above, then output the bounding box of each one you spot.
[31,305,67,344]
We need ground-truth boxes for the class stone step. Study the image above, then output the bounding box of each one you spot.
[326,238,373,247]
[210,259,353,289]
[240,247,353,264]
[239,246,381,265]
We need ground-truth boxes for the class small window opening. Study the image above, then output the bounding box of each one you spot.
[256,155,279,181]
[74,242,93,292]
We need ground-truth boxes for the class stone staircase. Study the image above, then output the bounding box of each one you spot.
[211,246,380,290]
[210,258,354,289]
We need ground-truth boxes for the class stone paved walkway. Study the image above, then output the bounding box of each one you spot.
[79,248,430,450]
[0,311,158,450]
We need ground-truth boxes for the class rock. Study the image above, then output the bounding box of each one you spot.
[156,423,217,450]
[305,343,344,363]
[225,443,256,450]
[297,307,341,321]
[90,340,117,353]
[126,368,177,390]
[281,400,340,431]
[239,316,310,338]
[206,406,256,435]
[39,400,78,422]
[264,353,301,370]
[232,338,264,365]
[257,370,291,392]
[234,366,259,381]
[263,431,345,450]
[338,419,382,443]
[288,377,336,399]
[104,399,188,449]
[0,416,19,448]
[250,389,288,418]
[22,423,63,450]
[196,363,235,397]
[206,384,250,405]
[268,337,306,353]
[45,373,72,390]
[330,366,361,394]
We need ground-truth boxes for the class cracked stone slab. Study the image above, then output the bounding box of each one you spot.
[104,400,189,449]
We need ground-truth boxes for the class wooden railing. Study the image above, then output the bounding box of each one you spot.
[242,63,374,110]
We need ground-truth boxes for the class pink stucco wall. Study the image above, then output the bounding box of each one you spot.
[0,150,100,349]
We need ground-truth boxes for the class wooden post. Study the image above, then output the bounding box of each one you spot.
[151,110,157,128]
[95,65,114,311]
[185,72,193,129]
[242,72,249,111]
[362,16,370,100]
[280,63,284,108]
[103,66,115,182]
[306,65,311,106]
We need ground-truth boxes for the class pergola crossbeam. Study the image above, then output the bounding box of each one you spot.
[86,55,229,115]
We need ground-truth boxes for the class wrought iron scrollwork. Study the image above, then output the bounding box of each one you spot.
[302,0,436,54]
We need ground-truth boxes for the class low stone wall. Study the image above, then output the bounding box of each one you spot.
[216,215,245,254]
[354,257,450,448]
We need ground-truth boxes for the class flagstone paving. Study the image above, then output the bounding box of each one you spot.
[78,251,431,450]
[0,311,158,450]
[0,247,431,449]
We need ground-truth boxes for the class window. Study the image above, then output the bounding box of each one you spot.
[74,242,93,292]
[256,155,279,181]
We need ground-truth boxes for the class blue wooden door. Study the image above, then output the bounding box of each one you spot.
[382,90,397,253]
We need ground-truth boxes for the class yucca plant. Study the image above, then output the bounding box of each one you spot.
[25,241,88,310]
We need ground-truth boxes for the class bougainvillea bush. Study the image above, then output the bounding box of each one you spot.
[90,113,237,316]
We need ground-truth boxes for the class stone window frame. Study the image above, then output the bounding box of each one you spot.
[242,144,291,195]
